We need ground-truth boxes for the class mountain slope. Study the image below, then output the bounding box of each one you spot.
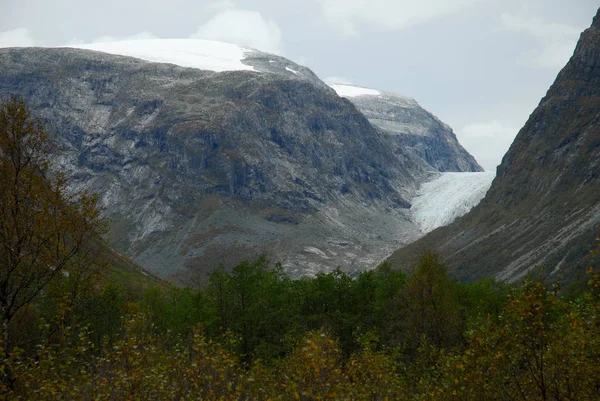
[99,241,169,290]
[72,40,481,174]
[390,9,600,283]
[0,42,434,280]
[329,83,483,172]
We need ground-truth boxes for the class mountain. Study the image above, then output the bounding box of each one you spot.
[328,83,483,173]
[0,40,431,280]
[74,42,484,176]
[0,39,490,281]
[390,9,600,283]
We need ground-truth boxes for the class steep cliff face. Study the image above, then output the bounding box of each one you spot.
[329,83,483,172]
[0,44,433,280]
[390,9,600,283]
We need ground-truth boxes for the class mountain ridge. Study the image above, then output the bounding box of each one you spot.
[66,39,483,175]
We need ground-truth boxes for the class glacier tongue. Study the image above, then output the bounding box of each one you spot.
[411,172,495,233]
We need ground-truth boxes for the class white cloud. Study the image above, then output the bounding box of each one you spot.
[501,13,583,70]
[317,0,485,36]
[458,121,519,170]
[0,27,36,48]
[190,9,283,55]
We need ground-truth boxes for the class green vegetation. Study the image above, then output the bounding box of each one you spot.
[3,251,600,400]
[0,96,108,388]
[1,97,599,399]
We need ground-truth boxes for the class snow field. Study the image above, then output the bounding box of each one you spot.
[69,39,255,72]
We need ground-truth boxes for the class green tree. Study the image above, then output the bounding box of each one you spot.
[0,96,106,385]
[207,256,297,363]
[397,251,463,354]
[438,279,600,401]
[355,260,407,345]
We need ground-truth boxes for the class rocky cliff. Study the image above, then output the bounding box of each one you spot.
[390,8,600,283]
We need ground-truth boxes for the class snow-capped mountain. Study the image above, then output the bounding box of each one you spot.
[67,39,326,88]
[71,39,482,175]
[0,38,490,280]
[0,42,423,279]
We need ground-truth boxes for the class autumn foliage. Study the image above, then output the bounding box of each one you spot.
[0,252,597,400]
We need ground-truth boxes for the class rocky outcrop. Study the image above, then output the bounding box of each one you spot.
[390,8,600,283]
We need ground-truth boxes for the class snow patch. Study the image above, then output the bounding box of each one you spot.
[285,66,299,75]
[329,83,381,97]
[304,246,330,259]
[67,39,255,72]
[411,172,495,233]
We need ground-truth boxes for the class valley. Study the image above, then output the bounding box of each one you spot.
[1,4,599,400]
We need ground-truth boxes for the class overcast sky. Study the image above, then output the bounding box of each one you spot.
[0,0,597,170]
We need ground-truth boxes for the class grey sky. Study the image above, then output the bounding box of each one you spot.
[0,0,597,170]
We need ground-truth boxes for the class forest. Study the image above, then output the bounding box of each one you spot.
[1,96,600,400]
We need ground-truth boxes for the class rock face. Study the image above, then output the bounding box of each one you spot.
[328,83,483,172]
[390,9,600,283]
[0,43,440,280]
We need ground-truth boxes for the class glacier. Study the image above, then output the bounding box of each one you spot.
[68,39,255,72]
[410,172,495,233]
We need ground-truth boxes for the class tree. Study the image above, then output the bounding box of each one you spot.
[397,251,463,354]
[0,96,106,384]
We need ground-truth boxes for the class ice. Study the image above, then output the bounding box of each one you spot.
[329,83,381,97]
[304,246,329,259]
[410,172,495,233]
[67,39,255,72]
